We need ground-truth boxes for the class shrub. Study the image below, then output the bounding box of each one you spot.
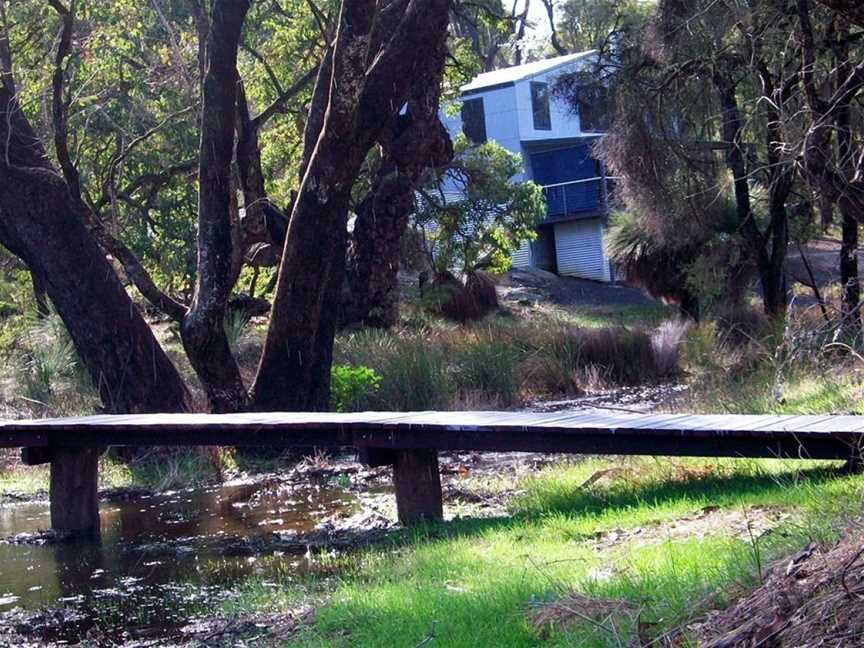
[423,271,498,323]
[330,364,382,412]
[520,325,677,395]
[375,339,451,410]
[16,315,95,411]
[651,320,689,377]
[224,309,250,351]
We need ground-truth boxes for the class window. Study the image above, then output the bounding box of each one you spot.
[531,82,551,131]
[461,98,486,143]
[576,86,610,132]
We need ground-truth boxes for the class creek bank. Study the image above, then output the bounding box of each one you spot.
[0,388,682,646]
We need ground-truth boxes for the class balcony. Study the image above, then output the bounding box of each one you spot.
[540,176,617,222]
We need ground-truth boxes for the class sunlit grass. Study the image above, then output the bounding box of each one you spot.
[225,457,863,647]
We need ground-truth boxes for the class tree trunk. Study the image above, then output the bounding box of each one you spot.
[342,50,453,329]
[252,0,451,411]
[343,164,415,328]
[251,0,385,412]
[0,78,191,536]
[840,211,860,329]
[715,74,788,320]
[181,0,250,413]
[0,172,190,415]
[835,26,861,333]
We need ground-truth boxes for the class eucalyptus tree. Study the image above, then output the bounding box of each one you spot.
[797,0,864,329]
[569,0,810,320]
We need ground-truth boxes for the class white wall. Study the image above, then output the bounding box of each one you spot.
[514,68,583,143]
[441,85,521,155]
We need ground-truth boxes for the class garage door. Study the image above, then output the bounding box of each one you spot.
[554,219,610,282]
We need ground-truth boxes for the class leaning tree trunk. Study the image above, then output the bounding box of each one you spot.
[252,0,450,411]
[0,81,191,536]
[343,47,453,329]
[0,87,190,416]
[181,0,250,413]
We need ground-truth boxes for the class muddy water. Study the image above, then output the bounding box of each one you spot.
[0,479,356,644]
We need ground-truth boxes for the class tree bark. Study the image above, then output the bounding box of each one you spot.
[714,73,788,319]
[181,0,251,413]
[252,0,450,411]
[343,43,453,328]
[835,22,861,332]
[0,86,191,416]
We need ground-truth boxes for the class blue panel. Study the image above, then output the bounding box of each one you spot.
[530,146,597,185]
[530,146,601,218]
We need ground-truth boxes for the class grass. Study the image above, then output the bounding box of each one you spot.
[224,457,863,647]
[334,309,684,411]
[0,451,135,495]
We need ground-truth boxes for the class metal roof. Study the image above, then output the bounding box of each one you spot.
[460,50,597,94]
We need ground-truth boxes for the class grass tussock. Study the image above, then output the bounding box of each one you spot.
[334,316,685,410]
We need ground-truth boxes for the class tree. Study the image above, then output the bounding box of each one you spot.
[180,0,251,413]
[342,57,454,329]
[415,137,545,276]
[251,0,453,411]
[0,0,191,535]
[576,0,808,321]
[797,0,864,331]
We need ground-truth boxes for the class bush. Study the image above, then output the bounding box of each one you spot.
[520,325,679,395]
[330,364,382,412]
[423,271,498,323]
[15,315,96,412]
[224,309,250,351]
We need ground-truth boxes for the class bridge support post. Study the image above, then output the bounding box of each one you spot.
[392,449,443,525]
[50,448,101,538]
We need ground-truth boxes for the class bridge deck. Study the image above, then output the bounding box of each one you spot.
[3,411,863,534]
[2,411,863,459]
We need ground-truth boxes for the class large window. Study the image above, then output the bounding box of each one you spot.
[461,98,486,143]
[576,85,610,132]
[531,82,552,131]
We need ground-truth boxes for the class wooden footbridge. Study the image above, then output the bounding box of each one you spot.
[2,411,863,537]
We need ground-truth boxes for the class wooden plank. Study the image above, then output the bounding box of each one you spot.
[1,411,863,460]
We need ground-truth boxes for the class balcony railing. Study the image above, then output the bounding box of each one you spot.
[540,176,617,221]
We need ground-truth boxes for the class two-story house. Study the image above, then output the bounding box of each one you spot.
[441,51,615,282]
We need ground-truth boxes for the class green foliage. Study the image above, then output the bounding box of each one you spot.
[453,333,520,406]
[606,196,747,317]
[224,310,251,351]
[14,315,97,412]
[330,364,382,412]
[415,136,545,275]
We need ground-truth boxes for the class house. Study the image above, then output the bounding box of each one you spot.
[441,51,615,282]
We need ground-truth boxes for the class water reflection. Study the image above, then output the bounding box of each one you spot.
[0,479,356,643]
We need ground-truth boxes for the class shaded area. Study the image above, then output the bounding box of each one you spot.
[0,477,355,645]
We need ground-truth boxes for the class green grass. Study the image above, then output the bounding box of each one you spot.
[225,457,863,647]
[0,453,135,495]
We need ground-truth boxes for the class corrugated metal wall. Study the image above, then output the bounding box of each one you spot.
[511,239,532,267]
[553,219,610,282]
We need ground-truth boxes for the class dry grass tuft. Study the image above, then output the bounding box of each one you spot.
[692,526,864,647]
[528,591,636,637]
